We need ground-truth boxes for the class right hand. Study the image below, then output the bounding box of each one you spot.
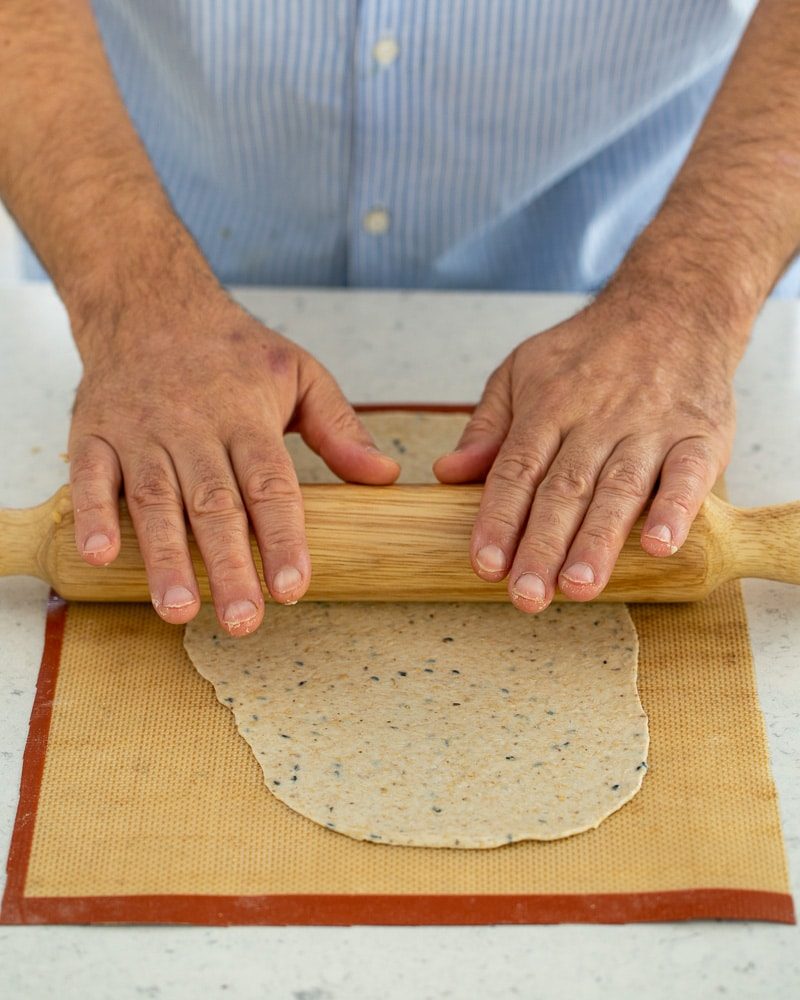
[67,291,400,635]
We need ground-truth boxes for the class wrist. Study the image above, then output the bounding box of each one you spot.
[600,226,757,368]
[64,211,227,362]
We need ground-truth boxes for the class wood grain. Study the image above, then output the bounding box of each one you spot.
[1,484,798,602]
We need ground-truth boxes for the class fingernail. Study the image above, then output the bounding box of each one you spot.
[162,585,196,609]
[223,599,259,626]
[562,562,595,585]
[476,544,507,574]
[511,573,546,604]
[273,566,302,594]
[646,524,678,554]
[84,532,112,555]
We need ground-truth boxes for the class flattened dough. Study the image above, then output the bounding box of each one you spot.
[185,601,647,848]
[186,412,647,847]
[284,410,467,484]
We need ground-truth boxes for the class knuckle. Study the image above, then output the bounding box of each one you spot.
[599,459,651,500]
[260,530,303,552]
[242,468,299,507]
[147,544,190,571]
[491,452,545,489]
[70,454,107,484]
[579,523,619,551]
[539,467,592,503]
[140,513,184,550]
[659,491,696,518]
[129,474,179,511]
[587,497,628,529]
[71,470,116,514]
[659,441,719,516]
[530,499,570,535]
[535,535,566,562]
[670,447,711,484]
[678,433,716,458]
[205,548,254,578]
[325,405,359,439]
[73,491,115,517]
[189,482,243,518]
[518,533,564,564]
[479,508,523,536]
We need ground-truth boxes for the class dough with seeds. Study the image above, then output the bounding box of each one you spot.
[185,601,647,848]
[186,411,647,847]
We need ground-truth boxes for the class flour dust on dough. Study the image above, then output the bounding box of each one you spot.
[185,601,647,848]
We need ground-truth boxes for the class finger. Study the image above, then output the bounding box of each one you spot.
[230,430,310,605]
[508,437,604,612]
[558,442,661,600]
[173,443,265,636]
[69,434,122,565]
[641,436,724,556]
[468,420,561,583]
[297,362,399,484]
[123,450,201,626]
[434,361,512,483]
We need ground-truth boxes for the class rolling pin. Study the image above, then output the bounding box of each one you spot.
[0,484,798,603]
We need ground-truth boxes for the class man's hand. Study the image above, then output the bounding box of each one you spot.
[434,0,800,611]
[0,3,401,637]
[69,293,399,635]
[434,290,738,612]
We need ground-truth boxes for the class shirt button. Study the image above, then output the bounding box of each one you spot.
[372,36,399,67]
[362,207,391,235]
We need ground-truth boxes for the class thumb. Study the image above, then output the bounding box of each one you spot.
[434,361,512,483]
[295,362,400,484]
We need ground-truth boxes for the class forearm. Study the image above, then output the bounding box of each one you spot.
[608,0,800,353]
[0,0,217,344]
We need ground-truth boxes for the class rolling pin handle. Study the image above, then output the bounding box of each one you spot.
[0,486,73,584]
[722,499,800,586]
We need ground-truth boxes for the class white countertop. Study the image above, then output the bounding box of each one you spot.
[1,283,798,1000]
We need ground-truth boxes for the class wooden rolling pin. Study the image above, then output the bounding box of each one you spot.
[0,484,798,603]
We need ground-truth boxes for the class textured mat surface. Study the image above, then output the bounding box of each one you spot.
[2,411,793,925]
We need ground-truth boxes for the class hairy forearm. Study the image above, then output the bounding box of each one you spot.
[609,0,800,350]
[0,0,217,341]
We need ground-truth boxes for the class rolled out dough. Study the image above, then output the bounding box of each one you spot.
[184,601,647,848]
[186,412,648,848]
[284,410,466,484]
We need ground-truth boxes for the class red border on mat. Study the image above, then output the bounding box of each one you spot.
[2,406,796,927]
[1,888,794,927]
[2,593,68,924]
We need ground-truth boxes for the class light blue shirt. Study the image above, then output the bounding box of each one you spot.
[27,0,800,295]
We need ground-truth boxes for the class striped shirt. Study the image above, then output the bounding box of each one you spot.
[26,0,800,295]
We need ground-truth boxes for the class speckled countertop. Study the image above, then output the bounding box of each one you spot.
[1,284,798,1000]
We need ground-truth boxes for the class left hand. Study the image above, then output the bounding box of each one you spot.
[434,289,740,612]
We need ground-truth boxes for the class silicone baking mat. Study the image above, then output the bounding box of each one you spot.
[1,409,794,925]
